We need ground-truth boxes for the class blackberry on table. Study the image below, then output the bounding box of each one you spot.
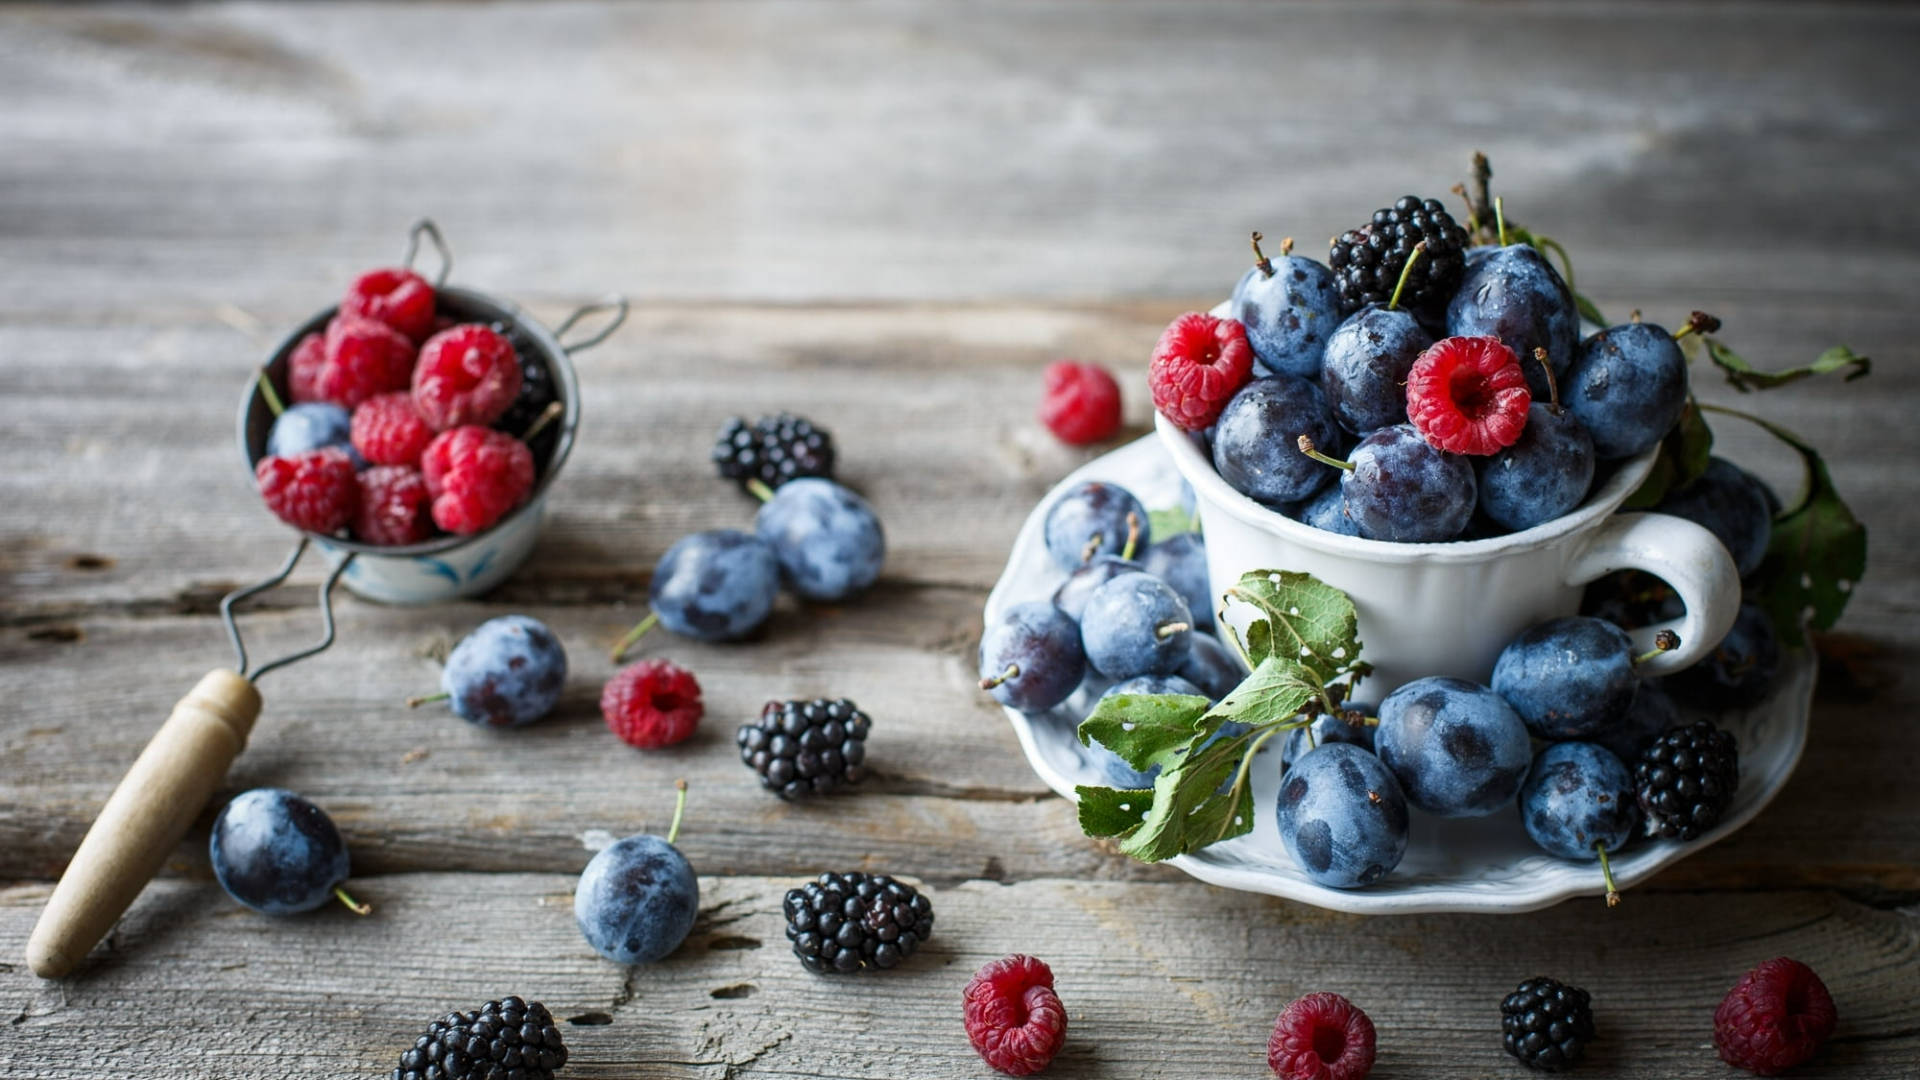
[784,872,934,974]
[392,997,568,1080]
[737,698,870,800]
[712,412,836,492]
[1634,720,1740,841]
[1327,195,1470,314]
[1501,976,1595,1072]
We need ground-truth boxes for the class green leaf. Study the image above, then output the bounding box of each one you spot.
[1222,570,1361,684]
[1077,693,1211,774]
[1148,505,1199,539]
[1703,339,1871,394]
[1115,727,1261,862]
[1624,399,1713,509]
[1075,784,1155,838]
[1203,656,1322,728]
[1572,291,1609,329]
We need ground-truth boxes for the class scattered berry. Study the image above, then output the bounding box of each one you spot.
[1039,360,1123,444]
[390,997,567,1080]
[429,615,568,727]
[1148,312,1255,431]
[351,391,436,467]
[1634,720,1739,841]
[1328,196,1470,314]
[964,955,1068,1077]
[1714,958,1837,1075]
[784,872,933,974]
[1501,976,1595,1072]
[601,659,704,749]
[340,267,436,342]
[737,697,871,799]
[318,315,416,409]
[255,447,359,535]
[353,465,433,546]
[638,530,782,643]
[1406,335,1531,456]
[712,412,837,492]
[210,788,360,916]
[287,331,326,403]
[420,425,535,535]
[575,784,698,965]
[1267,991,1376,1080]
[753,478,887,601]
[412,323,523,430]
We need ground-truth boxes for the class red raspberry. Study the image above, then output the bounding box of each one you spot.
[350,392,435,467]
[601,659,705,749]
[339,267,437,343]
[288,331,326,403]
[255,447,359,535]
[1268,992,1375,1080]
[1148,312,1255,431]
[419,425,535,535]
[352,465,433,546]
[1714,958,1837,1075]
[318,315,416,409]
[412,323,522,431]
[1038,360,1123,445]
[1405,335,1531,455]
[963,954,1067,1076]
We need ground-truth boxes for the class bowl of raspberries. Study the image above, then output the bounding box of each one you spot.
[238,220,625,604]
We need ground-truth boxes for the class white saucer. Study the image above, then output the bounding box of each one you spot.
[986,435,1814,914]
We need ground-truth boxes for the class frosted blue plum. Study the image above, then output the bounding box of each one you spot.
[1445,244,1577,402]
[649,530,780,641]
[575,834,699,964]
[1339,425,1476,543]
[1518,742,1638,861]
[1564,323,1689,459]
[754,478,886,601]
[1043,481,1149,570]
[1593,682,1677,769]
[1376,676,1531,818]
[1278,743,1409,888]
[1211,374,1340,507]
[1177,633,1245,701]
[1291,484,1362,537]
[1318,305,1433,435]
[979,601,1086,714]
[209,788,352,915]
[1231,247,1342,378]
[1667,601,1780,709]
[1051,555,1143,623]
[1279,703,1378,772]
[267,402,365,468]
[1079,572,1193,679]
[1139,532,1213,631]
[1654,458,1773,579]
[441,615,568,727]
[1477,403,1596,531]
[1491,616,1639,741]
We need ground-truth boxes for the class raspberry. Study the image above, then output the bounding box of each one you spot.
[1148,312,1255,431]
[964,954,1067,1076]
[1406,335,1531,455]
[351,392,436,467]
[255,447,359,535]
[318,316,416,409]
[601,659,704,749]
[420,426,535,535]
[288,331,326,403]
[413,324,522,431]
[1268,992,1376,1080]
[340,266,436,343]
[1038,360,1123,445]
[1714,958,1837,1075]
[353,465,433,546]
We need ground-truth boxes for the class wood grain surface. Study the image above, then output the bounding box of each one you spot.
[2,1,1916,1076]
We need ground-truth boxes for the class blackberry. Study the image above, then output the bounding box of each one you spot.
[1501,976,1595,1072]
[783,872,934,974]
[391,997,568,1080]
[1327,196,1470,314]
[712,412,836,492]
[492,323,561,467]
[1634,720,1740,841]
[737,698,871,800]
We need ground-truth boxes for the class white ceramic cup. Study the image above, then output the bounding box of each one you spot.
[1154,412,1741,697]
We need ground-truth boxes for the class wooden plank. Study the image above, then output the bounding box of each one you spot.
[3,875,1916,1078]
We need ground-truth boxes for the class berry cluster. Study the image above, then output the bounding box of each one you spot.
[254,265,558,545]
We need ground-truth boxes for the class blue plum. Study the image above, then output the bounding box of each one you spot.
[209,788,355,915]
[1177,633,1245,701]
[754,478,886,601]
[1291,484,1362,537]
[979,601,1087,714]
[1318,305,1433,435]
[1564,322,1689,459]
[1043,481,1149,570]
[1231,237,1342,378]
[1278,742,1410,888]
[1445,244,1577,402]
[648,529,781,641]
[267,402,365,468]
[1477,403,1596,531]
[1279,703,1378,772]
[1211,374,1340,507]
[1051,555,1144,622]
[1086,674,1210,787]
[1655,458,1773,578]
[1139,532,1213,632]
[575,832,699,965]
[1666,601,1781,710]
[1492,616,1640,741]
[438,614,568,727]
[1335,424,1476,543]
[1518,741,1638,862]
[1376,676,1532,818]
[1593,682,1678,766]
[1080,572,1193,679]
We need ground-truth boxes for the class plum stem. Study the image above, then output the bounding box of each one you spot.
[1495,196,1509,247]
[1296,435,1354,472]
[1155,621,1191,640]
[521,399,563,443]
[1120,512,1142,562]
[610,611,659,663]
[1596,842,1621,908]
[405,690,450,708]
[1534,347,1563,413]
[256,368,286,418]
[1386,240,1427,312]
[1250,231,1273,277]
[334,886,371,916]
[1634,629,1681,666]
[1451,182,1479,236]
[667,779,688,845]
[979,662,1019,690]
[1673,310,1722,340]
[746,478,777,504]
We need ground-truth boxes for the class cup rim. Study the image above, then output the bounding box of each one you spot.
[1154,410,1658,565]
[236,285,581,558]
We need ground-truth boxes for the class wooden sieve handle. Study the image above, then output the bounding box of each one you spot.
[26,669,261,978]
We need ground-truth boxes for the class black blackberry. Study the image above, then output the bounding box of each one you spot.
[391,997,568,1080]
[783,872,934,974]
[1634,720,1740,841]
[494,323,560,454]
[737,698,871,800]
[712,412,836,492]
[1327,195,1471,314]
[1501,976,1595,1071]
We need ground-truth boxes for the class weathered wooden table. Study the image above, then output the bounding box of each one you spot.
[3,3,1916,1076]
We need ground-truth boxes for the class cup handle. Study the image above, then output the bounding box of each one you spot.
[1562,511,1741,678]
